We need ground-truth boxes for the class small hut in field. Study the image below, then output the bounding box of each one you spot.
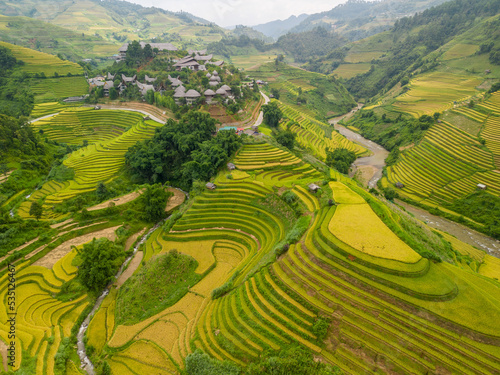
[308,183,321,193]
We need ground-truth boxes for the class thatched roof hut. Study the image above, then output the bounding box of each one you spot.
[206,182,217,190]
[308,183,321,192]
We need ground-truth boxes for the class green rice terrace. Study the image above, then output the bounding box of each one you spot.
[381,91,500,211]
[82,144,500,375]
[20,109,162,221]
[1,0,500,372]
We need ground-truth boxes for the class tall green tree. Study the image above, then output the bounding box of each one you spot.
[141,183,169,222]
[275,130,296,150]
[262,102,283,127]
[77,238,124,293]
[29,201,43,220]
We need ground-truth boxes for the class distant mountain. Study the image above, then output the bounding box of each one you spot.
[252,13,309,40]
[230,25,274,43]
[0,0,227,48]
[290,0,451,41]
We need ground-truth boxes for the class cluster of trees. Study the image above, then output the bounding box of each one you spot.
[0,47,34,117]
[275,130,296,150]
[125,111,242,190]
[347,110,434,151]
[326,148,356,174]
[77,238,125,293]
[208,35,271,59]
[125,40,154,67]
[262,102,283,127]
[0,115,45,159]
[447,191,500,239]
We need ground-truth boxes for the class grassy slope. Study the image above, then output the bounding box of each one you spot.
[0,40,88,102]
[0,14,117,60]
[0,0,227,48]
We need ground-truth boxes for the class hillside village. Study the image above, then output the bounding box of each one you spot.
[87,46,234,106]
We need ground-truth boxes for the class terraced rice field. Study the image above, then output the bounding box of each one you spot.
[0,249,88,372]
[32,108,143,145]
[277,101,367,159]
[31,76,88,102]
[233,143,302,170]
[385,92,500,207]
[385,120,499,205]
[333,63,372,79]
[0,41,83,76]
[87,140,500,374]
[30,102,81,118]
[392,72,482,117]
[441,44,479,61]
[20,112,161,219]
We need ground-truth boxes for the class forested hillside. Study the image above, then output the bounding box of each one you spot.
[312,0,500,99]
[0,0,226,48]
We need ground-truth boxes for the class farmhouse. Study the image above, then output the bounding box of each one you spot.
[204,89,216,104]
[168,75,183,87]
[185,89,201,105]
[122,74,137,85]
[174,56,202,71]
[206,182,217,190]
[136,82,155,96]
[309,183,321,192]
[227,163,236,171]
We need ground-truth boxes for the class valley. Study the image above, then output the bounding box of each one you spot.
[0,0,499,374]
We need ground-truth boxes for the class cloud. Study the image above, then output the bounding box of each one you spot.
[129,0,345,27]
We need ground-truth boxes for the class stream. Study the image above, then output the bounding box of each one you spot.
[77,220,166,374]
[329,105,500,258]
[329,105,389,188]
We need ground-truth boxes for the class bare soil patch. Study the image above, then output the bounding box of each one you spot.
[165,188,186,212]
[56,221,108,238]
[116,251,144,288]
[0,171,13,184]
[125,228,146,251]
[354,166,376,187]
[399,143,414,151]
[50,219,74,229]
[87,190,144,211]
[0,340,7,372]
[33,225,121,268]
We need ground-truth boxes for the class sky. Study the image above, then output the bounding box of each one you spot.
[128,0,347,27]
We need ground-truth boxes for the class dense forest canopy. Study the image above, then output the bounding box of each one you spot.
[0,46,34,117]
[125,111,242,189]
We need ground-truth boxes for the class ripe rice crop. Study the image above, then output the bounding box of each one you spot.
[135,320,180,353]
[87,308,107,354]
[393,72,481,117]
[156,239,216,273]
[330,181,366,204]
[329,203,422,263]
[0,41,83,76]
